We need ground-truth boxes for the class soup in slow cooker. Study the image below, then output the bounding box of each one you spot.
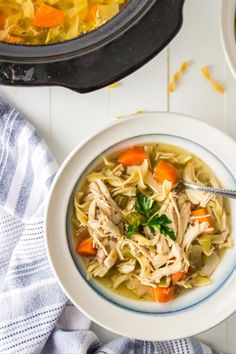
[0,0,126,45]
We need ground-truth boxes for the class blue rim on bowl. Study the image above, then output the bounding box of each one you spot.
[66,133,236,315]
[45,112,236,341]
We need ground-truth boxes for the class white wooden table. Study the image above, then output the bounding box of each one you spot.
[1,0,236,352]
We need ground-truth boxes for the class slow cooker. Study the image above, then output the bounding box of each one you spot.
[0,0,185,93]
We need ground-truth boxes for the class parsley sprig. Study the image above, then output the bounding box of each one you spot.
[135,193,158,218]
[126,194,176,241]
[127,223,140,238]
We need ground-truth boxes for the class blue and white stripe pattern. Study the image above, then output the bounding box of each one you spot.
[0,97,68,353]
[0,97,220,354]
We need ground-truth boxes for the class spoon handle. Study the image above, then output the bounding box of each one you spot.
[182,180,236,199]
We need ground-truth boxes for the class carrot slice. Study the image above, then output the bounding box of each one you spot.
[33,4,65,28]
[118,147,147,166]
[152,286,175,303]
[76,237,97,256]
[86,4,100,22]
[5,36,26,44]
[171,272,185,283]
[154,160,178,186]
[0,14,6,30]
[191,208,212,227]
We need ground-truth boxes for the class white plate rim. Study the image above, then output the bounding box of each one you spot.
[45,112,236,341]
[220,0,236,79]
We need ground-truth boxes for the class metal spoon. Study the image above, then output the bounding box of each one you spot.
[177,180,236,200]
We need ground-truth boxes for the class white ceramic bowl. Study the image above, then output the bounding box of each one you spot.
[221,0,236,79]
[45,112,236,341]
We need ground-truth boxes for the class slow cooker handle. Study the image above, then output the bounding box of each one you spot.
[0,0,185,93]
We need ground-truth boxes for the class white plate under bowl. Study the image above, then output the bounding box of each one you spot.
[45,112,236,341]
[221,0,236,79]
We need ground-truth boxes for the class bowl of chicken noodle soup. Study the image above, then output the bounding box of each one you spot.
[46,112,236,340]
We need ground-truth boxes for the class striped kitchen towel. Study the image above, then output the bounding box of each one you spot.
[0,96,220,354]
[0,97,68,353]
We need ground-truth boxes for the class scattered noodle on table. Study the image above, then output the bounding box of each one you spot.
[107,82,119,89]
[169,61,190,93]
[114,110,146,119]
[201,67,225,94]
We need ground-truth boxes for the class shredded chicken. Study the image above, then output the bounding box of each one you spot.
[117,259,136,274]
[90,180,122,224]
[88,200,96,220]
[182,222,211,252]
[112,274,130,289]
[126,276,149,297]
[151,239,189,282]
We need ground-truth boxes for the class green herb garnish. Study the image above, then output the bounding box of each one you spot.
[127,222,140,239]
[135,193,158,218]
[155,224,176,240]
[126,193,176,240]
